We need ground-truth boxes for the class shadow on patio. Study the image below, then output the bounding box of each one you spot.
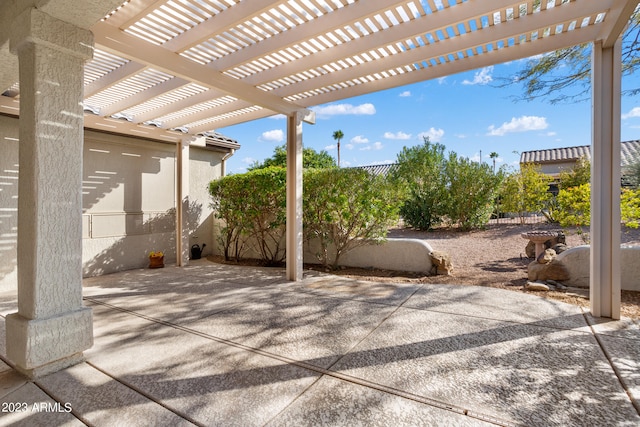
[1,259,639,426]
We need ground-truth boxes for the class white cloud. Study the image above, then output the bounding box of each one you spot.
[622,107,640,119]
[399,91,411,97]
[359,141,384,151]
[437,76,447,85]
[462,66,494,85]
[242,157,255,164]
[487,115,548,136]
[383,131,412,140]
[345,143,354,150]
[546,131,557,137]
[260,129,284,142]
[325,144,336,150]
[351,135,369,144]
[312,103,376,117]
[417,127,445,142]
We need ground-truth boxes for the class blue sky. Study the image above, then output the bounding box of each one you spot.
[219,60,640,174]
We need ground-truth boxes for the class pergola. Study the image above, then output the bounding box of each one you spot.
[0,0,637,377]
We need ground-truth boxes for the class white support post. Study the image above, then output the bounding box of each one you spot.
[590,39,622,319]
[176,138,190,266]
[286,112,304,281]
[5,8,94,377]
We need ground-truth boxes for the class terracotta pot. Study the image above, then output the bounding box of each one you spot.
[148,255,164,269]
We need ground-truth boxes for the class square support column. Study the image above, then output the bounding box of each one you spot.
[590,39,622,319]
[176,139,190,266]
[5,8,94,377]
[286,112,304,281]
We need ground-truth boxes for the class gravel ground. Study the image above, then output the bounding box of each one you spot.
[332,222,640,319]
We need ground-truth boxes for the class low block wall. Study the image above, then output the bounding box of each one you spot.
[211,219,435,274]
[556,245,640,291]
[304,238,434,274]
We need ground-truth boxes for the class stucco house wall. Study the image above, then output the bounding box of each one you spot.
[0,115,228,291]
[0,115,19,292]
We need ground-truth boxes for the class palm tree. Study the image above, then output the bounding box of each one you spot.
[332,130,344,167]
[489,152,499,173]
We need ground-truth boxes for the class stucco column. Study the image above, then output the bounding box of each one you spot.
[176,138,190,266]
[590,39,622,319]
[286,112,303,281]
[5,8,94,377]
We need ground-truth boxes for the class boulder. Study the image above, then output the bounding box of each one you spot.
[528,259,570,282]
[430,251,453,276]
[537,248,556,264]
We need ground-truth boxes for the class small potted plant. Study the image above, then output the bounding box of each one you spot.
[148,251,164,269]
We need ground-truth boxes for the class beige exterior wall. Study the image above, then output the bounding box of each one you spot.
[0,115,19,291]
[0,115,226,291]
[536,161,578,178]
[188,145,224,258]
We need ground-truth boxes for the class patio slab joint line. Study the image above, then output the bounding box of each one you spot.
[84,296,517,426]
[263,282,428,426]
[583,310,640,416]
[83,361,205,427]
[32,379,91,426]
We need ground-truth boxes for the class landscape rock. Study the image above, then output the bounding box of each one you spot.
[528,259,571,282]
[430,251,453,276]
[526,281,550,291]
[546,280,568,290]
[537,248,556,264]
[553,243,568,254]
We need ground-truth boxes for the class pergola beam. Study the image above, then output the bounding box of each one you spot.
[272,0,607,99]
[99,77,190,117]
[241,0,589,86]
[92,21,313,118]
[162,0,277,52]
[213,0,415,72]
[295,24,601,108]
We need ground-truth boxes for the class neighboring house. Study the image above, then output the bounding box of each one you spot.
[354,163,398,176]
[520,140,640,181]
[0,114,239,292]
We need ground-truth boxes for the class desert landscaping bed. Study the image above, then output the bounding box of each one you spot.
[211,223,640,319]
[327,223,640,319]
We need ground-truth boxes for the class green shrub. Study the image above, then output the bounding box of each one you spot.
[559,156,590,189]
[443,152,503,230]
[248,145,336,170]
[303,168,401,268]
[389,139,447,230]
[209,167,287,264]
[500,164,552,223]
[622,188,640,228]
[556,183,591,228]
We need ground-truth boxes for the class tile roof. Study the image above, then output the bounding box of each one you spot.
[520,140,640,167]
[354,164,398,177]
[203,131,241,152]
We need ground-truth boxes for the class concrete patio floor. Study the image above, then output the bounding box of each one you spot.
[1,259,640,426]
